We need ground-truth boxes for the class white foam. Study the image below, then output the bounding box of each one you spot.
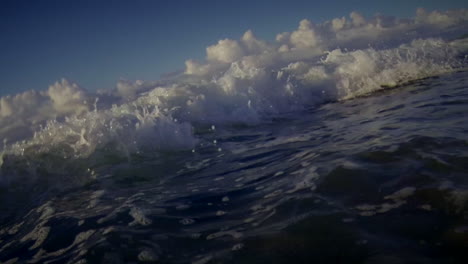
[20,226,51,250]
[129,207,153,226]
[384,187,416,200]
[356,187,416,216]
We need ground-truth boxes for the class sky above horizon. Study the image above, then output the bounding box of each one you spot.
[1,0,467,95]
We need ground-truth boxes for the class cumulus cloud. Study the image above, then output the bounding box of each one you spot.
[185,59,226,76]
[289,19,321,48]
[415,8,468,28]
[241,30,270,54]
[0,79,91,143]
[115,79,145,100]
[206,39,245,63]
[185,8,468,79]
[48,78,89,115]
[0,90,46,119]
[331,17,347,32]
[350,11,366,27]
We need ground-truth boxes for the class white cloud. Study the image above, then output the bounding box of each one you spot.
[350,11,366,27]
[289,19,321,49]
[206,39,245,63]
[415,8,468,28]
[276,32,291,43]
[186,8,467,82]
[0,79,92,143]
[185,59,226,76]
[0,90,46,118]
[115,79,145,100]
[331,17,347,32]
[241,30,270,54]
[48,78,89,115]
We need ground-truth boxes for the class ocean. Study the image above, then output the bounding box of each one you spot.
[1,35,468,263]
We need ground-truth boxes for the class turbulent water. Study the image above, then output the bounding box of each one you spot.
[1,9,468,264]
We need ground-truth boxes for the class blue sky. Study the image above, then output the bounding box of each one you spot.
[1,0,466,95]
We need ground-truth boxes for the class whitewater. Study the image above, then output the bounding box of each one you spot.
[1,8,468,263]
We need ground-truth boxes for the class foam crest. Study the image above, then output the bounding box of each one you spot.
[4,101,195,156]
[323,38,462,99]
[0,96,195,188]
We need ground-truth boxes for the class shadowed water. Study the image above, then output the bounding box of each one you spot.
[1,70,468,263]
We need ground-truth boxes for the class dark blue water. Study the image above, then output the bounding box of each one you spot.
[1,70,468,263]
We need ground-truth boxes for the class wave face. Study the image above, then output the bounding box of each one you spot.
[1,8,468,264]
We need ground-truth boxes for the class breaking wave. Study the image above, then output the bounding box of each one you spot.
[1,9,468,189]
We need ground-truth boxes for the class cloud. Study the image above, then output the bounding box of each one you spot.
[206,39,245,63]
[289,19,321,49]
[331,17,347,32]
[185,59,225,76]
[115,79,144,100]
[241,30,270,54]
[48,78,89,115]
[185,8,468,79]
[0,90,46,119]
[415,8,468,28]
[0,79,91,143]
[350,11,366,27]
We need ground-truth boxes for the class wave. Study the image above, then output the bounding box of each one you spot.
[1,9,468,189]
